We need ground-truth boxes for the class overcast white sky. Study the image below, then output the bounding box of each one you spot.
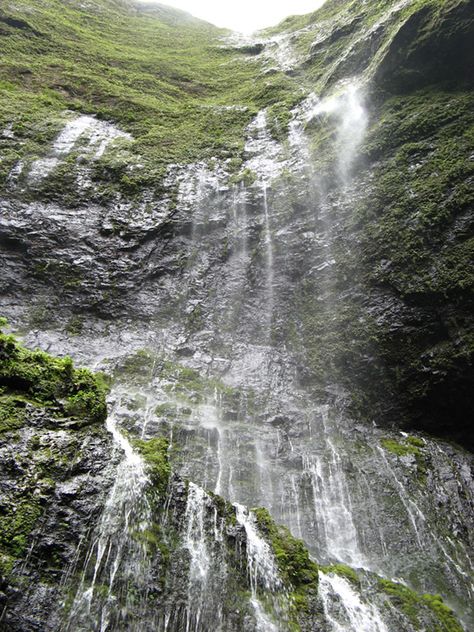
[144,1,326,33]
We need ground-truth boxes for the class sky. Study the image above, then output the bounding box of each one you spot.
[141,0,326,34]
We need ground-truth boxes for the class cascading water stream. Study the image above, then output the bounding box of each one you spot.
[303,451,363,567]
[64,393,155,632]
[319,572,389,632]
[243,110,282,336]
[235,504,285,631]
[262,181,274,329]
[183,483,213,632]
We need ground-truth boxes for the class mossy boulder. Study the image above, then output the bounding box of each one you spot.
[0,323,108,425]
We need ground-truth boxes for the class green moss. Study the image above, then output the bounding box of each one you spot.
[421,593,463,632]
[296,84,474,447]
[0,497,42,558]
[378,578,463,632]
[0,323,108,424]
[253,507,319,612]
[380,436,429,481]
[208,491,238,527]
[114,349,162,387]
[380,438,422,458]
[0,395,27,433]
[0,552,16,577]
[0,0,301,198]
[65,315,84,336]
[131,522,170,567]
[407,436,425,448]
[158,358,235,404]
[321,563,359,585]
[229,168,257,187]
[134,437,171,495]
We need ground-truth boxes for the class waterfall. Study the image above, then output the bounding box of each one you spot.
[183,483,213,632]
[262,182,274,329]
[235,504,285,631]
[301,407,364,567]
[319,571,389,632]
[2,2,474,631]
[65,394,156,632]
[304,84,367,157]
[336,84,368,183]
[243,110,280,335]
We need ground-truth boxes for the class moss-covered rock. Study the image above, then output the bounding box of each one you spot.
[134,436,171,495]
[0,321,114,628]
[253,507,319,613]
[0,322,108,424]
[378,578,464,632]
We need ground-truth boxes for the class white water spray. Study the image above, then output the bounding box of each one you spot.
[319,571,389,632]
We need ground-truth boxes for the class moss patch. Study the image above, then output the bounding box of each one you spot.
[0,0,301,198]
[320,563,359,585]
[0,394,27,434]
[253,507,319,612]
[378,578,463,632]
[380,438,422,458]
[0,318,110,570]
[134,437,171,496]
[0,497,42,558]
[0,326,108,424]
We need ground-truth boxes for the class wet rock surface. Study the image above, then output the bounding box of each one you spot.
[0,401,116,630]
[0,0,473,630]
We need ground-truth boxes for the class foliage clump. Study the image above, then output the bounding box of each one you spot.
[253,507,319,612]
[0,321,108,426]
[378,578,463,632]
[0,318,110,570]
[320,563,359,585]
[380,438,422,458]
[134,437,171,496]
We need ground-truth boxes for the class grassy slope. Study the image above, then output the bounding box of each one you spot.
[0,0,299,190]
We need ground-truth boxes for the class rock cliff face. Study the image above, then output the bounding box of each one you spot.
[0,0,473,630]
[0,327,115,629]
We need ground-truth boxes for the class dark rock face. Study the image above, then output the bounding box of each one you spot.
[0,404,116,630]
[0,197,179,321]
[0,0,473,630]
[374,0,474,91]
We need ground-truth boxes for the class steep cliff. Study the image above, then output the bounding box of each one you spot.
[0,0,473,630]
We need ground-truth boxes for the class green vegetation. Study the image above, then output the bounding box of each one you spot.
[359,90,474,297]
[354,88,474,442]
[160,360,235,404]
[0,497,42,558]
[296,84,474,447]
[0,322,108,425]
[263,0,452,93]
[407,436,425,448]
[380,438,422,458]
[115,348,157,383]
[0,394,27,433]
[116,350,236,405]
[253,507,319,612]
[380,436,430,481]
[208,492,238,527]
[0,0,300,198]
[378,578,463,632]
[0,319,110,569]
[320,563,359,585]
[134,437,171,495]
